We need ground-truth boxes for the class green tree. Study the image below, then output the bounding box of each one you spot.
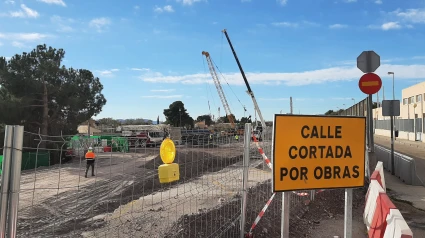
[217,114,237,123]
[239,116,252,124]
[196,114,213,126]
[163,101,194,128]
[0,44,106,139]
[98,117,121,127]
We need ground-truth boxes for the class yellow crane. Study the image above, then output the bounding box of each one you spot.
[202,51,236,130]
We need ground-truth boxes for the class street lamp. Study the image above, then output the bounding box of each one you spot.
[387,72,395,100]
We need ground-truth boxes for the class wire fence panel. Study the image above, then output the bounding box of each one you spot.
[13,130,252,238]
[375,119,414,132]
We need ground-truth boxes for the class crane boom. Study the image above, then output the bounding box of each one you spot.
[222,29,266,131]
[202,51,236,129]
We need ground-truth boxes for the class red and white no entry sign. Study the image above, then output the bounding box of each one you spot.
[358,73,382,95]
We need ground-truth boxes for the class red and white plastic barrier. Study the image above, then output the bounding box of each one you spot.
[383,209,413,238]
[364,161,413,238]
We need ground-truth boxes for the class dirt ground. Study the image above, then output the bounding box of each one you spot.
[16,144,248,238]
[15,139,369,238]
[164,180,367,238]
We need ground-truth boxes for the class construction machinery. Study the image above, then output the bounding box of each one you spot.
[202,51,237,135]
[222,29,267,136]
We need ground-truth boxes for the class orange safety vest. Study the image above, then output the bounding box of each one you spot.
[85,151,96,160]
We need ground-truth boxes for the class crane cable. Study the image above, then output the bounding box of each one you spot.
[210,57,251,119]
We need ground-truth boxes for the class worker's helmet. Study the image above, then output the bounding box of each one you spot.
[88,147,93,150]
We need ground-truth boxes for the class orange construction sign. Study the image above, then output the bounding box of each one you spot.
[272,115,366,192]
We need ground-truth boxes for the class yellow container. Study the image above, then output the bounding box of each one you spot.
[158,163,180,183]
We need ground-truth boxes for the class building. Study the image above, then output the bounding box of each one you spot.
[77,125,101,135]
[373,81,425,142]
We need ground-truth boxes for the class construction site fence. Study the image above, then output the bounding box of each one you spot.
[1,124,322,238]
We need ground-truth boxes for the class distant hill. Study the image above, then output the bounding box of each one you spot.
[116,118,164,125]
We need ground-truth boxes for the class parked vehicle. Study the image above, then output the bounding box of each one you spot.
[122,130,164,148]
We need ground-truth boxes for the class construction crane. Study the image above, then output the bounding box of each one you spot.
[202,51,236,130]
[222,29,266,133]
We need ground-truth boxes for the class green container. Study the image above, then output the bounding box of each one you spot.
[21,152,50,170]
[111,137,129,153]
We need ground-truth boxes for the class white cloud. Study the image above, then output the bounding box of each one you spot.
[4,0,15,4]
[277,0,287,6]
[343,0,357,2]
[141,95,183,99]
[392,8,425,24]
[375,0,382,4]
[0,42,3,46]
[271,22,298,27]
[0,32,49,41]
[154,5,174,13]
[51,15,75,32]
[89,17,111,32]
[381,22,401,30]
[150,89,175,92]
[37,0,66,7]
[272,21,319,28]
[139,64,425,86]
[134,5,140,10]
[9,4,39,18]
[96,69,119,77]
[11,41,27,48]
[329,24,348,29]
[176,0,202,5]
[131,67,150,71]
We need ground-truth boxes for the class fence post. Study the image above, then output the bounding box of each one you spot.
[0,126,14,238]
[240,123,251,238]
[7,126,24,238]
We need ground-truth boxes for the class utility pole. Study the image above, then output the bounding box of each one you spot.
[290,97,293,114]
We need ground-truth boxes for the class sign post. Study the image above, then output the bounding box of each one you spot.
[382,100,400,175]
[272,114,366,238]
[357,50,381,154]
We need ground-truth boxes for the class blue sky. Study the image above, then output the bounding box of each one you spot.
[1,0,425,121]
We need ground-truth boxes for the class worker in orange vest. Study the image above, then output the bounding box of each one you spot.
[85,147,96,178]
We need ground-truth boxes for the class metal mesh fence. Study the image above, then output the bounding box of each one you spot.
[11,130,246,238]
[374,119,414,132]
[1,125,340,237]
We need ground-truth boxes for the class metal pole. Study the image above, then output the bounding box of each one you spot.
[392,74,396,141]
[368,95,374,152]
[7,126,23,238]
[240,123,251,238]
[344,188,353,238]
[0,126,14,238]
[280,192,290,238]
[390,116,395,175]
[392,74,395,100]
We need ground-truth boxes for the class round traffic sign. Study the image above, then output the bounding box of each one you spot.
[358,73,382,95]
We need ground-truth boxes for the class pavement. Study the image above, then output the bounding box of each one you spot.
[373,135,425,236]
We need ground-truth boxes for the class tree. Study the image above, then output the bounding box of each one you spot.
[239,116,252,124]
[217,114,237,123]
[325,110,337,115]
[121,118,151,125]
[0,44,106,140]
[163,101,194,128]
[196,114,213,126]
[97,118,121,128]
